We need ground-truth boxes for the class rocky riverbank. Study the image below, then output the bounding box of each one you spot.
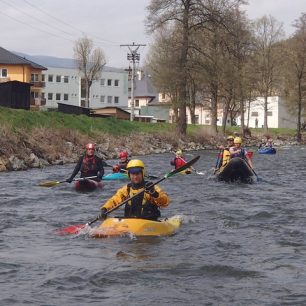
[0,126,302,172]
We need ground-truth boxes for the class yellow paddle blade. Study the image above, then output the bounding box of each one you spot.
[38,180,62,187]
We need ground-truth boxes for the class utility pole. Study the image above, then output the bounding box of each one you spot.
[120,42,146,121]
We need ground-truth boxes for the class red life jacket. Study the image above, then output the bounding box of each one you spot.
[81,155,98,177]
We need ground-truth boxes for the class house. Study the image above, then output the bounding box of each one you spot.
[0,46,47,109]
[18,55,129,110]
[237,96,297,129]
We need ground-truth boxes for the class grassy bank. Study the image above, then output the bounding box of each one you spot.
[0,106,297,138]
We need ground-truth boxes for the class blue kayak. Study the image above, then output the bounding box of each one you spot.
[258,147,276,154]
[102,172,128,181]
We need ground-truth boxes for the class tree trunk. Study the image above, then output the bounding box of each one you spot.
[263,95,268,133]
[297,80,302,142]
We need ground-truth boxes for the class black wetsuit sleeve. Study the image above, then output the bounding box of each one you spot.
[68,156,83,180]
[97,157,105,177]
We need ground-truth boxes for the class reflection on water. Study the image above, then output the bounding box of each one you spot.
[1,148,306,305]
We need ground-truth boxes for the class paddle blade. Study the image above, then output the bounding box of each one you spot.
[54,224,86,235]
[166,155,200,178]
[38,180,62,187]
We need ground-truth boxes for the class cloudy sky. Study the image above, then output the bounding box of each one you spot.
[0,0,305,68]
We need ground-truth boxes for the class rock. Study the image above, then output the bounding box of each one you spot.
[0,157,7,171]
[9,155,27,171]
[28,153,41,168]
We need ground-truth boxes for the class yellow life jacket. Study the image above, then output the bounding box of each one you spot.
[221,149,231,168]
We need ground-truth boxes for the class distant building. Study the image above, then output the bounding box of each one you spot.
[15,54,129,110]
[0,46,47,109]
[237,96,297,129]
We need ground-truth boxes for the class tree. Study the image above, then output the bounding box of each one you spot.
[283,13,306,142]
[252,15,284,133]
[146,0,246,136]
[74,36,106,108]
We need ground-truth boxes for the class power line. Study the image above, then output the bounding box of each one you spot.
[120,42,146,121]
[22,0,121,46]
[0,0,78,39]
[0,9,75,43]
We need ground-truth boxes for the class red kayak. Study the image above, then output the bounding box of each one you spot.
[74,179,103,192]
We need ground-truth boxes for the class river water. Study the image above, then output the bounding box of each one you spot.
[1,147,306,306]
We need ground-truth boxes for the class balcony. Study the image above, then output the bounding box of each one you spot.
[31,81,45,88]
[0,77,10,83]
[30,98,46,106]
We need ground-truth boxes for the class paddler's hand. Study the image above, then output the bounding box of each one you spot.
[66,178,73,183]
[144,182,159,198]
[98,208,108,220]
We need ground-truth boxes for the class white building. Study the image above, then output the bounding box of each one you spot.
[22,55,129,109]
[237,96,297,129]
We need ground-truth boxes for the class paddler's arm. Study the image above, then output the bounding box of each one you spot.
[145,184,170,208]
[100,185,129,211]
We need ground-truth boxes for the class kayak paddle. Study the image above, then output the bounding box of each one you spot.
[176,155,204,175]
[243,158,263,182]
[39,175,99,187]
[56,155,200,235]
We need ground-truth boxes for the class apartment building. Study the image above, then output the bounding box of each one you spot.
[38,58,129,109]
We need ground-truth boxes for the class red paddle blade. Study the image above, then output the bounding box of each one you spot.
[54,224,86,236]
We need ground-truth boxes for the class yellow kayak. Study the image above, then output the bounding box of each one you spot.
[90,216,182,238]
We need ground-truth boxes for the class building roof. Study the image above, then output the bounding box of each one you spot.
[13,52,126,73]
[0,46,47,70]
[132,71,159,99]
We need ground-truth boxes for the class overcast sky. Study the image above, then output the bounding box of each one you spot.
[0,0,305,68]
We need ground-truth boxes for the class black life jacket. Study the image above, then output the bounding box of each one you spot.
[81,155,98,177]
[124,182,161,220]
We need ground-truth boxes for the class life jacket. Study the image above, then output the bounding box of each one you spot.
[221,149,231,167]
[171,157,186,169]
[124,182,161,220]
[230,148,246,159]
[81,155,98,177]
[113,159,130,172]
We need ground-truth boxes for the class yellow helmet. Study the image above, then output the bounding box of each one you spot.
[227,135,234,141]
[126,159,145,176]
[234,137,242,144]
[176,149,183,156]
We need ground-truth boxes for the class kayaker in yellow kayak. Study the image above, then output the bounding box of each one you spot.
[99,159,170,221]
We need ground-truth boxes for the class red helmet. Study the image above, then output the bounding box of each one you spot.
[119,151,128,158]
[85,143,95,150]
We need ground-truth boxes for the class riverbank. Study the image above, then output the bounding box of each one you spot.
[0,107,303,171]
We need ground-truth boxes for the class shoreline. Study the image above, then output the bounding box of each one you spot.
[0,130,301,172]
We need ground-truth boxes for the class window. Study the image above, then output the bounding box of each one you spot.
[31,74,38,81]
[107,79,112,86]
[64,94,69,101]
[100,95,105,103]
[48,93,53,100]
[0,68,8,78]
[267,111,273,116]
[100,79,105,86]
[63,76,69,83]
[42,74,45,82]
[114,79,119,86]
[56,75,61,82]
[114,96,119,104]
[251,112,258,117]
[31,91,39,98]
[56,93,61,100]
[48,75,53,82]
[107,96,112,103]
[161,93,166,100]
[195,115,199,124]
[135,99,139,107]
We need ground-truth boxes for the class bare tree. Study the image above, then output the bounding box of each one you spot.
[74,36,106,108]
[252,15,284,133]
[283,13,306,142]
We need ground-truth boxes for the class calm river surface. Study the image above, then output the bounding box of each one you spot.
[1,147,306,306]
